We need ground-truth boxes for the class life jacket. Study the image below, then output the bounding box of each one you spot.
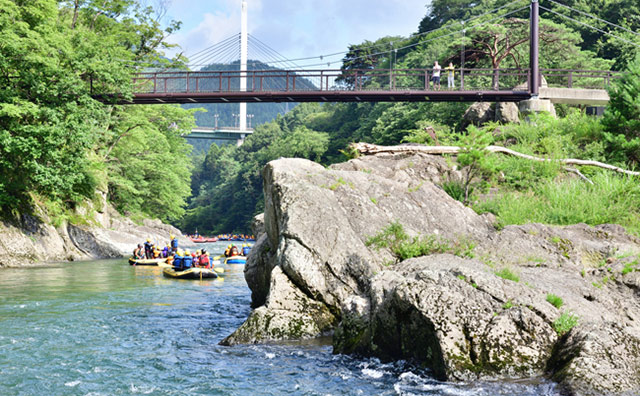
[173,254,184,271]
[144,241,153,256]
[183,255,193,269]
[171,238,178,249]
[242,246,251,256]
[199,254,210,267]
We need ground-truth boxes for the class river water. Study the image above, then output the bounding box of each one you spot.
[0,242,560,395]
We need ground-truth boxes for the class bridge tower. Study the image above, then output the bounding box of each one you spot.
[239,0,248,132]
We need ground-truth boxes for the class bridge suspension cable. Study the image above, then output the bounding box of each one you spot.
[545,0,640,38]
[242,0,531,68]
[539,5,640,48]
[281,4,531,70]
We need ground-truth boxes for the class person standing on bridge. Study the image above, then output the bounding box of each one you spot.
[445,62,455,89]
[432,61,442,90]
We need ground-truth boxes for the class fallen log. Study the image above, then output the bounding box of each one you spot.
[350,142,640,177]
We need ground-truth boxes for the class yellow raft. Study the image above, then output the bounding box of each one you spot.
[162,267,218,279]
[128,258,167,266]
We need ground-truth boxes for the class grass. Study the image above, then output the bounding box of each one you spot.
[495,268,520,282]
[442,180,467,203]
[553,312,579,336]
[474,173,640,236]
[370,197,378,205]
[622,260,638,275]
[408,181,424,193]
[546,293,564,309]
[502,300,514,309]
[366,222,476,262]
[329,177,347,191]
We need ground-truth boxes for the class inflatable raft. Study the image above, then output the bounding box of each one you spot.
[162,267,218,279]
[128,258,167,266]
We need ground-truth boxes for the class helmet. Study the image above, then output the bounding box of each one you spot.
[170,234,175,239]
[185,249,190,255]
[146,238,151,242]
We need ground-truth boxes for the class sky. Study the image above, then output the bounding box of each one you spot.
[160,0,430,69]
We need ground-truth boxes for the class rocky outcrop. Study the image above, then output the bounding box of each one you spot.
[462,101,522,129]
[226,152,640,396]
[0,201,191,267]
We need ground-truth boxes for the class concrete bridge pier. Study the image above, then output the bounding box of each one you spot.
[518,98,556,117]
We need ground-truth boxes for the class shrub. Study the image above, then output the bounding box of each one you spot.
[546,293,564,309]
[553,312,579,336]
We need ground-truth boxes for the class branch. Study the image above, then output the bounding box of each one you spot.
[564,167,594,184]
[350,143,640,177]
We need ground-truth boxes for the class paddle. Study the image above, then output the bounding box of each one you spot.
[213,267,224,274]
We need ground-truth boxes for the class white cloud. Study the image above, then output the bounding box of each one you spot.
[164,0,429,67]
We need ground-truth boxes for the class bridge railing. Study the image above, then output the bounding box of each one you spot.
[130,68,533,95]
[128,68,623,96]
[539,69,625,90]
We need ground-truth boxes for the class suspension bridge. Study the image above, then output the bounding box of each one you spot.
[94,0,636,116]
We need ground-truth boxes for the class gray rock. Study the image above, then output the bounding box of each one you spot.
[496,102,520,124]
[226,153,640,395]
[462,102,494,129]
[0,201,191,267]
[221,266,335,345]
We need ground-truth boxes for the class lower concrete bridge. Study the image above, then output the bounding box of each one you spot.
[183,127,253,146]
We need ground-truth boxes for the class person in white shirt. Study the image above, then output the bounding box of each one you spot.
[432,61,442,90]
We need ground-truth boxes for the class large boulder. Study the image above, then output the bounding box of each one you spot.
[226,152,640,395]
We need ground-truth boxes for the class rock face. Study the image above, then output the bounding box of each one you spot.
[225,152,640,396]
[462,101,522,128]
[0,202,191,267]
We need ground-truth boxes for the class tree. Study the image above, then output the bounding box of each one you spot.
[337,36,405,89]
[0,0,191,223]
[454,18,585,89]
[601,55,640,165]
[104,105,197,222]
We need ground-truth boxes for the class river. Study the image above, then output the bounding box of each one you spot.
[0,241,559,395]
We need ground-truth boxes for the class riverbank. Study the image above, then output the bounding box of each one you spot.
[0,197,190,268]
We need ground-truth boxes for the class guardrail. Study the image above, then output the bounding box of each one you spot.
[124,68,624,96]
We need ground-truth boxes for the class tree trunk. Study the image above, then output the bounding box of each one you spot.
[350,142,640,177]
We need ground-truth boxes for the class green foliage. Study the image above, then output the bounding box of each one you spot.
[104,105,196,222]
[180,105,330,233]
[502,300,514,309]
[495,268,520,282]
[457,126,495,205]
[602,55,640,164]
[475,172,640,235]
[365,222,475,262]
[622,260,639,275]
[0,0,190,224]
[553,312,579,336]
[441,179,467,202]
[546,294,564,309]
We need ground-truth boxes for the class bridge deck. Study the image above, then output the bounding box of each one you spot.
[121,90,532,105]
[92,68,622,105]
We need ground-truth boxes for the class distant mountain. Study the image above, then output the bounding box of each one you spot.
[182,60,313,130]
